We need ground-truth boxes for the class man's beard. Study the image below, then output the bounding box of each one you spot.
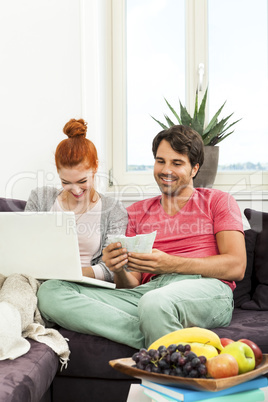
[157,177,191,197]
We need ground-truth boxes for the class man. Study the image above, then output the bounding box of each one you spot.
[38,125,246,350]
[102,125,246,347]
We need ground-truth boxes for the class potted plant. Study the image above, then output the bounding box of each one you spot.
[151,87,241,187]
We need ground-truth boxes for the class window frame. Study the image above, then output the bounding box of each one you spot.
[109,0,268,192]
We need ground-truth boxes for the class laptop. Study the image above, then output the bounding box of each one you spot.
[0,211,115,289]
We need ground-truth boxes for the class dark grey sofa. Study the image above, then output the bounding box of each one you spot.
[0,197,267,402]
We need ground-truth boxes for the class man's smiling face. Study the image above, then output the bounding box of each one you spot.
[153,139,199,197]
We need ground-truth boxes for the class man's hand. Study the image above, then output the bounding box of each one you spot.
[102,243,128,273]
[128,231,247,282]
[127,249,174,274]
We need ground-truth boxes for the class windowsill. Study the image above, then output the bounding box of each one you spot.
[105,171,268,201]
[105,188,268,202]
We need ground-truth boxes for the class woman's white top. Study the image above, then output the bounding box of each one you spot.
[50,198,104,280]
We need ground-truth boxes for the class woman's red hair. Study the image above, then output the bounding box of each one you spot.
[55,119,98,170]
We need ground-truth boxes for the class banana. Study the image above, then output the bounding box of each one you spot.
[148,327,223,352]
[187,342,219,359]
[159,341,218,359]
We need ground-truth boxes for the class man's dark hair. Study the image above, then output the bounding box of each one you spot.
[152,125,204,173]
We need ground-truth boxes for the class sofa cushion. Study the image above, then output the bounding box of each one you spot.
[0,339,58,402]
[57,329,137,380]
[213,308,268,353]
[243,208,268,310]
[0,197,26,212]
[233,229,258,307]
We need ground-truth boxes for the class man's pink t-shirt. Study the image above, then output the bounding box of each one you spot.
[126,188,244,290]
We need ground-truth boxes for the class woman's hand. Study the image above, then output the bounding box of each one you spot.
[102,243,142,288]
[82,266,95,278]
[102,243,128,273]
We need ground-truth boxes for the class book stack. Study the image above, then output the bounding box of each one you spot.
[141,376,268,402]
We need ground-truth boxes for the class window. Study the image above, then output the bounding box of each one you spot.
[111,0,268,192]
[208,0,268,171]
[126,0,185,171]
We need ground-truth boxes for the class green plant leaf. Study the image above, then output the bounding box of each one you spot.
[164,115,176,127]
[203,119,227,145]
[151,86,241,146]
[203,102,226,135]
[203,115,240,145]
[197,88,208,130]
[179,101,193,126]
[192,115,204,136]
[164,98,182,124]
[193,90,199,120]
[218,118,242,137]
[212,130,234,145]
[151,116,168,130]
[209,118,242,145]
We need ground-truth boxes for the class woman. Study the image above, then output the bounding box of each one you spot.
[25,118,128,282]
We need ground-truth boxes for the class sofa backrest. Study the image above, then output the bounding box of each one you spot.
[0,197,26,212]
[0,197,267,310]
[233,228,257,308]
[238,208,268,311]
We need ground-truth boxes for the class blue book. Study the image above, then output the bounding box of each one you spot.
[141,376,268,402]
[143,387,265,402]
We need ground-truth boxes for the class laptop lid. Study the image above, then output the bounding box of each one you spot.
[0,211,115,289]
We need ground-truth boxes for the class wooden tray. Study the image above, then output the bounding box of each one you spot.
[109,354,268,392]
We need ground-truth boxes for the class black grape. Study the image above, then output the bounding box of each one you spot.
[131,343,208,379]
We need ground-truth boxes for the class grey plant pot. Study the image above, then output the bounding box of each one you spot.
[193,146,219,188]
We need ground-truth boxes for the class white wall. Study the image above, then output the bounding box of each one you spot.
[0,0,110,200]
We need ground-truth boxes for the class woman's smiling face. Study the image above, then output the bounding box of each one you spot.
[58,163,96,203]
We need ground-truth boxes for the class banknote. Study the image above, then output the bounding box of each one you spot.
[108,231,157,253]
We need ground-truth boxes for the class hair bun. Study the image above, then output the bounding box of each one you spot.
[63,118,87,138]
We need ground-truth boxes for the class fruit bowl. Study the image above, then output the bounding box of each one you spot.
[109,354,268,392]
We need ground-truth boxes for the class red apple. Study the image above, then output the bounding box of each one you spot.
[206,354,239,379]
[220,338,234,348]
[238,339,263,368]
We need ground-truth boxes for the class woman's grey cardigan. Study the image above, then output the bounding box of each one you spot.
[25,186,128,282]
